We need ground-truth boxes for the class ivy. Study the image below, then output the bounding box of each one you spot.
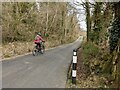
[109,17,120,53]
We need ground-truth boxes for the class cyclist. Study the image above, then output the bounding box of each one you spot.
[34,32,45,50]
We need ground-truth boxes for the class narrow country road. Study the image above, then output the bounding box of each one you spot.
[2,36,83,88]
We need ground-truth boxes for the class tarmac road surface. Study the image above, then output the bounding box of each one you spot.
[2,36,83,88]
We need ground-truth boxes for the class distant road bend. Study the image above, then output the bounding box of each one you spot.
[2,36,83,88]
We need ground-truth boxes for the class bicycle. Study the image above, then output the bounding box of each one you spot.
[32,42,45,56]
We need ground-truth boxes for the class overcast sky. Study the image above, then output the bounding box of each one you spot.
[73,0,87,31]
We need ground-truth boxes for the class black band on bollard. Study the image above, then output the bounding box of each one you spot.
[72,63,77,70]
[72,77,76,84]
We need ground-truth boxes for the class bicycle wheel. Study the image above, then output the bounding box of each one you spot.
[32,46,39,56]
[40,45,45,54]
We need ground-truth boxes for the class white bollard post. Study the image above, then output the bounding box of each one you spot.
[72,49,77,84]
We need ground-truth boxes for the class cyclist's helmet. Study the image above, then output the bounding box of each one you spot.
[37,32,41,36]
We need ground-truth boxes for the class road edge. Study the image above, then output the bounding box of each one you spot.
[1,36,83,61]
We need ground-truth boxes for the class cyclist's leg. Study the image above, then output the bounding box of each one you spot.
[35,43,39,49]
[38,43,41,50]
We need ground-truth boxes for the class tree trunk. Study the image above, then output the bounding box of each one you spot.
[45,2,49,36]
[85,1,91,41]
[114,2,120,18]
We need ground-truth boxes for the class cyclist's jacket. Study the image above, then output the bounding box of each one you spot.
[34,35,45,43]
